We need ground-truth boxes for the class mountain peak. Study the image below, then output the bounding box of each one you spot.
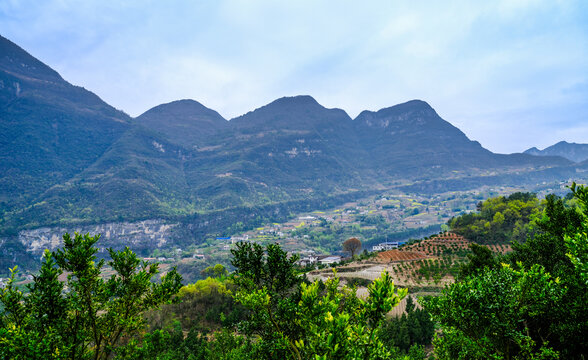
[354,99,443,131]
[250,95,324,114]
[137,99,228,147]
[394,99,433,109]
[270,95,320,107]
[378,99,435,115]
[139,99,224,118]
[230,95,351,129]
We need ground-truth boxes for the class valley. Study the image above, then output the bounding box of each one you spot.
[2,3,587,358]
[3,174,576,285]
[1,32,587,296]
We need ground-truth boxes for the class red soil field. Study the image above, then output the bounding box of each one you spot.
[377,250,427,262]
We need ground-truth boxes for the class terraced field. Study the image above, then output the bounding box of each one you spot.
[376,250,427,262]
[308,232,511,291]
[488,244,512,254]
[402,232,471,256]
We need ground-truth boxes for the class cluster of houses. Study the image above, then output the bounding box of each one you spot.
[297,254,343,267]
[216,235,252,251]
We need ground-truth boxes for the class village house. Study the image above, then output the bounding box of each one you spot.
[231,235,249,243]
[318,255,341,265]
[372,241,406,251]
[297,255,318,267]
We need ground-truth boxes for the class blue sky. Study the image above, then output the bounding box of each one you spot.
[1,0,587,153]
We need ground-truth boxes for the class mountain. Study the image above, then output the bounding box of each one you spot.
[354,100,493,175]
[0,35,131,219]
[223,96,375,190]
[0,35,579,239]
[4,126,192,230]
[136,99,228,148]
[524,141,588,163]
[353,100,569,177]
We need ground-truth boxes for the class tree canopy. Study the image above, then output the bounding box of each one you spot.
[229,242,414,359]
[426,185,588,359]
[343,237,362,257]
[0,232,182,360]
[449,192,542,244]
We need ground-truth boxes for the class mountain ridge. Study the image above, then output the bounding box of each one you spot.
[0,34,63,83]
[0,34,578,236]
[0,35,131,220]
[524,141,588,163]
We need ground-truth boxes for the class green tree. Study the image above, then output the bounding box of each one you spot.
[565,182,588,284]
[292,271,407,359]
[427,186,588,359]
[449,193,541,244]
[459,243,499,278]
[0,232,183,360]
[201,264,229,278]
[116,322,209,360]
[510,193,582,275]
[507,190,587,357]
[380,296,435,353]
[230,242,303,359]
[230,242,410,359]
[425,264,564,359]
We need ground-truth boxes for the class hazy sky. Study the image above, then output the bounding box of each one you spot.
[1,0,587,153]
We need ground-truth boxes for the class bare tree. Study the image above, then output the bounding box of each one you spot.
[343,237,362,257]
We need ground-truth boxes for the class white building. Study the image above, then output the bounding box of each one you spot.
[231,235,250,243]
[298,216,316,220]
[319,256,342,265]
[298,255,318,267]
[372,242,400,251]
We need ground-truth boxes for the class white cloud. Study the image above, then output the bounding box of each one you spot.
[0,0,586,153]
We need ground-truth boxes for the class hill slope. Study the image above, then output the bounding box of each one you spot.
[0,35,131,220]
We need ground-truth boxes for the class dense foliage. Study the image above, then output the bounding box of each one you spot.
[122,242,434,359]
[449,192,542,244]
[229,242,412,359]
[5,186,588,359]
[426,185,588,359]
[566,184,588,283]
[380,296,435,353]
[0,233,182,359]
[146,276,245,333]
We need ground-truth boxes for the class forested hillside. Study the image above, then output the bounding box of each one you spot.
[426,184,588,359]
[449,192,543,244]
